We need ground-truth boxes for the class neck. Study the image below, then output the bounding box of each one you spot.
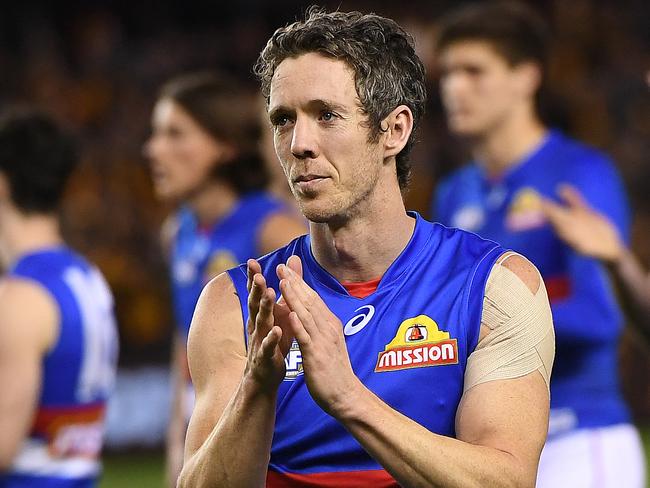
[0,212,63,268]
[309,170,415,282]
[187,180,239,228]
[472,106,547,179]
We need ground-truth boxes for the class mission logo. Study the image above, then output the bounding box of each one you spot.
[505,187,546,231]
[375,315,458,372]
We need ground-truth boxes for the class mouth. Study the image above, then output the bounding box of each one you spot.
[292,174,330,193]
[293,174,327,183]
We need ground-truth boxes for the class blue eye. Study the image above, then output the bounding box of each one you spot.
[321,111,336,122]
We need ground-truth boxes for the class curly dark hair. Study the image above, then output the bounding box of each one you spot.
[254,7,427,191]
[0,108,77,214]
[159,72,269,195]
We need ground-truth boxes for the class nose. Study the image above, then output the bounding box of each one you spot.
[143,134,161,161]
[290,117,318,160]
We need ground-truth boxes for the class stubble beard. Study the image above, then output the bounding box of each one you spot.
[293,163,381,227]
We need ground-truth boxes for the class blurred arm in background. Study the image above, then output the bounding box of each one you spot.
[542,184,650,342]
[0,281,57,471]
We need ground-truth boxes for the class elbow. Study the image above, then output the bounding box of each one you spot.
[513,465,538,488]
[495,455,537,488]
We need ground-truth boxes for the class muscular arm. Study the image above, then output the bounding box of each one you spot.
[0,279,58,470]
[278,254,552,488]
[177,262,294,488]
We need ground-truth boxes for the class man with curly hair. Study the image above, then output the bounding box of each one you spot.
[178,9,555,487]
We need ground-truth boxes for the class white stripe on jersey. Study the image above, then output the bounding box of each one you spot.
[11,439,100,478]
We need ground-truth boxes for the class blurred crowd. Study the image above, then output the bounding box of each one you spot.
[0,0,648,416]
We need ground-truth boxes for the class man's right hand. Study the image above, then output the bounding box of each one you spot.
[244,259,294,392]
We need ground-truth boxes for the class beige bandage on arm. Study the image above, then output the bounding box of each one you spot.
[464,252,555,392]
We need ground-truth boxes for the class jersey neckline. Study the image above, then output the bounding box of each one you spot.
[300,211,433,299]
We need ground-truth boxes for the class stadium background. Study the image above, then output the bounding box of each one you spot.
[0,0,648,485]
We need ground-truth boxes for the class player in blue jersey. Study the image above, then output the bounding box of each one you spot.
[0,109,118,487]
[144,72,305,486]
[177,8,555,487]
[431,2,646,486]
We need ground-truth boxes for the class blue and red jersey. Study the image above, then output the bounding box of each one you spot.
[171,191,287,339]
[1,247,118,487]
[433,130,631,436]
[228,213,504,486]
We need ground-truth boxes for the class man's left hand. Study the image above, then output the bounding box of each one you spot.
[277,258,363,417]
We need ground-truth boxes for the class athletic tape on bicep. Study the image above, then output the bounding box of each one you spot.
[464,258,555,392]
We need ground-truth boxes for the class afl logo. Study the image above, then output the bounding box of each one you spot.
[284,339,303,381]
[344,305,375,336]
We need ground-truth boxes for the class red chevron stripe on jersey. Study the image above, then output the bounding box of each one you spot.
[544,274,571,302]
[267,468,398,487]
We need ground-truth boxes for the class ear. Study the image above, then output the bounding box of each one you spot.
[513,61,542,99]
[381,105,414,160]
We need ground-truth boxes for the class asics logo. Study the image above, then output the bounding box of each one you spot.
[344,305,375,336]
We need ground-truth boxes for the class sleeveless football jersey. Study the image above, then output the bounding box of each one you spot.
[227,212,504,486]
[171,191,286,338]
[1,247,118,488]
[434,130,631,437]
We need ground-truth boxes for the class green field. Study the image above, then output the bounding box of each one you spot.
[100,451,164,487]
[100,426,650,487]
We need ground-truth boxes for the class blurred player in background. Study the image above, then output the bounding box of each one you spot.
[542,184,650,341]
[0,109,118,487]
[144,72,305,486]
[178,8,554,487]
[431,2,646,486]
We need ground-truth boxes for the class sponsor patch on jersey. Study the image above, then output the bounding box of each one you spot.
[283,339,303,381]
[344,305,375,336]
[505,187,547,231]
[375,315,458,372]
[204,250,238,284]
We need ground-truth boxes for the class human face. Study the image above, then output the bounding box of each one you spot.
[144,98,221,202]
[268,52,383,223]
[439,41,528,137]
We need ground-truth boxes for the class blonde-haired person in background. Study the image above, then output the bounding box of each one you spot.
[144,72,305,487]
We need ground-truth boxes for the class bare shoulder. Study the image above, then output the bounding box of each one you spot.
[0,278,59,353]
[496,252,541,294]
[186,272,247,391]
[258,211,306,255]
